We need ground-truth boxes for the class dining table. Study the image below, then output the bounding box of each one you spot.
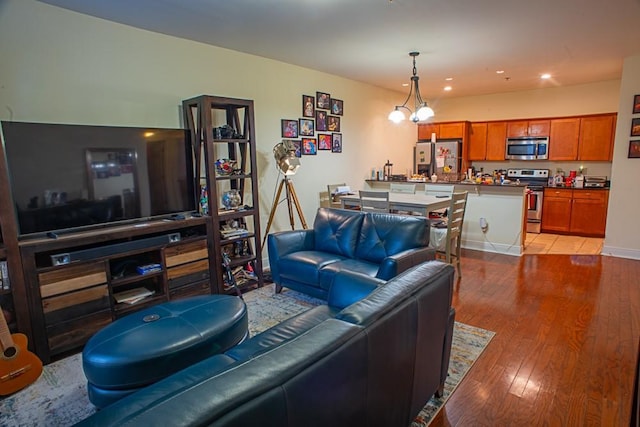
[339,190,451,216]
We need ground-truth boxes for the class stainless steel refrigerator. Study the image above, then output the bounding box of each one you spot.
[414,139,461,176]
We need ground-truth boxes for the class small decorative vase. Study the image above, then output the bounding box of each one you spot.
[221,189,242,210]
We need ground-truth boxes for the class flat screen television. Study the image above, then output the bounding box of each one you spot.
[1,121,196,238]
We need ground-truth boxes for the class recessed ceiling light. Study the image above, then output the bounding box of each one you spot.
[496,70,505,74]
[445,77,453,81]
[541,73,551,79]
[402,83,409,87]
[444,86,452,91]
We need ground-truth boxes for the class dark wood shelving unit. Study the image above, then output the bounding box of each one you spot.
[182,95,264,294]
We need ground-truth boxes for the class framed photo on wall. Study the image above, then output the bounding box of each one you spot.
[281,119,298,138]
[634,94,640,114]
[299,118,314,136]
[302,95,315,118]
[331,133,342,153]
[316,92,330,110]
[631,118,640,137]
[318,134,332,150]
[629,140,640,158]
[330,98,343,115]
[316,110,327,131]
[302,138,317,155]
[328,115,341,132]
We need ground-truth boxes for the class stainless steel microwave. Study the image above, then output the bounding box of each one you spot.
[505,136,549,160]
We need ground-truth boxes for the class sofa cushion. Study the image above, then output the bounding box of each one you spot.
[313,207,364,258]
[278,251,346,287]
[355,213,429,263]
[318,258,379,290]
[225,305,338,361]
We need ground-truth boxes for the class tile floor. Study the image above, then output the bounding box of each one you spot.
[523,232,604,255]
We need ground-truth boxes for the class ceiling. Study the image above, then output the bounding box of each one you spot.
[38,0,640,99]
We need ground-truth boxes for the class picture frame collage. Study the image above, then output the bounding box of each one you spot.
[629,94,640,158]
[281,91,343,157]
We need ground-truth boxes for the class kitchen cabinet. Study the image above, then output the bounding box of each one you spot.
[541,188,609,237]
[486,121,508,160]
[569,190,609,236]
[541,188,572,233]
[579,114,616,161]
[468,122,487,160]
[417,121,467,140]
[468,121,507,161]
[549,118,580,161]
[507,120,550,137]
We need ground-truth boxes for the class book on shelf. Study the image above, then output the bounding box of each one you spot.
[113,287,155,304]
[0,261,9,290]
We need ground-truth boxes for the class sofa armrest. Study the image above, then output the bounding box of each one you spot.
[327,270,385,310]
[376,247,435,280]
[267,229,315,283]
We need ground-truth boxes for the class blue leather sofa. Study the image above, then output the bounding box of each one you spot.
[268,207,434,300]
[76,261,456,426]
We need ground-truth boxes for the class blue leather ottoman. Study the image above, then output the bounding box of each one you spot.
[82,294,248,409]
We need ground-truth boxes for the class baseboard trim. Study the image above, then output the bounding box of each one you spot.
[601,245,640,260]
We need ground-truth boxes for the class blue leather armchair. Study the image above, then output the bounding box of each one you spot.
[268,207,434,299]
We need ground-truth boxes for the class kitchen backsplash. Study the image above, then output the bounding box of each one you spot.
[472,160,612,179]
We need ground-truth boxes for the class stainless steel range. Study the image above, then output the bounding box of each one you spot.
[506,168,549,234]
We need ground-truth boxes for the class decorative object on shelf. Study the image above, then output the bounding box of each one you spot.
[199,186,209,215]
[388,52,435,123]
[262,141,308,247]
[221,189,242,210]
[213,124,241,139]
[215,158,237,176]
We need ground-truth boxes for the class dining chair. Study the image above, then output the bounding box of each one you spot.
[425,184,454,218]
[389,182,416,214]
[430,191,468,277]
[359,190,390,213]
[327,183,347,208]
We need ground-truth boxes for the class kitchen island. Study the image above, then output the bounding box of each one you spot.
[365,180,527,256]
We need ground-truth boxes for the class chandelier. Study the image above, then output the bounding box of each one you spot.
[388,52,434,123]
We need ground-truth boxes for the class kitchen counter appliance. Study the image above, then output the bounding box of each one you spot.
[505,136,549,160]
[506,168,549,234]
[584,176,608,188]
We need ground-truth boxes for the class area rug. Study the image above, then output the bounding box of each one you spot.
[0,285,494,426]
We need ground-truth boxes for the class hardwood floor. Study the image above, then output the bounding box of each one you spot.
[431,250,640,426]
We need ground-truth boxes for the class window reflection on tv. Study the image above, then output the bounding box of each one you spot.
[1,121,196,237]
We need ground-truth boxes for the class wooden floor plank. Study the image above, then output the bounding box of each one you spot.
[430,250,640,427]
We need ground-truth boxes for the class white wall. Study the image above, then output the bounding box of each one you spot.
[603,54,640,259]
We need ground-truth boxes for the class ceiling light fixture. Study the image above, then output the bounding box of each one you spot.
[388,52,434,124]
[541,73,551,80]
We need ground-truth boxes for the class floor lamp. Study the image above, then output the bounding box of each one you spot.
[262,141,308,248]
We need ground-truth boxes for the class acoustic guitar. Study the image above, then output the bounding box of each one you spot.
[0,308,42,395]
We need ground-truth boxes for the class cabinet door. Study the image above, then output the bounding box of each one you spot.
[507,121,529,137]
[570,190,609,236]
[486,121,508,161]
[579,114,615,161]
[417,124,439,140]
[528,120,551,136]
[439,122,465,139]
[541,189,572,233]
[468,122,487,160]
[549,118,580,160]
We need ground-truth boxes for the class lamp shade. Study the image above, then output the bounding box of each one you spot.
[273,141,300,176]
[388,108,405,124]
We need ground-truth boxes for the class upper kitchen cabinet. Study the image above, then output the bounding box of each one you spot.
[507,120,550,137]
[468,121,507,161]
[468,122,488,160]
[578,114,616,161]
[549,118,580,161]
[417,121,468,140]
